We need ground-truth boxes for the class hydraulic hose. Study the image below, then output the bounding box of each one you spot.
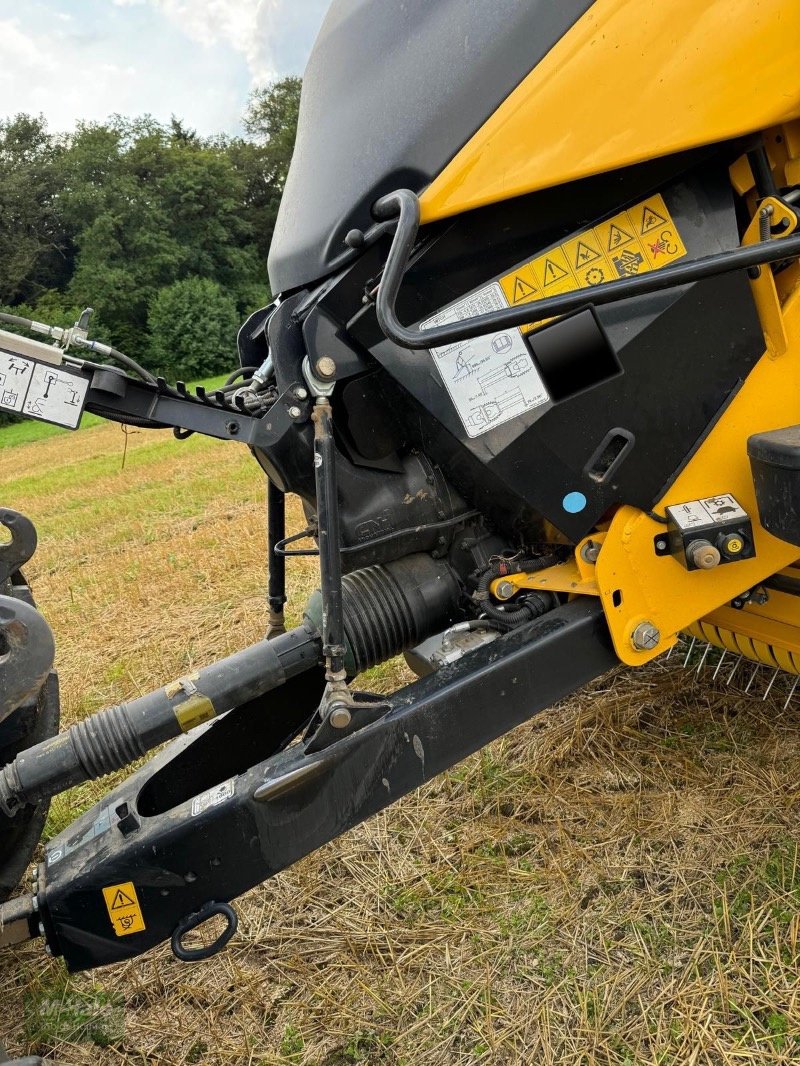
[474,556,558,629]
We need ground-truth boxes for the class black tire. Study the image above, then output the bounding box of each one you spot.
[0,573,60,901]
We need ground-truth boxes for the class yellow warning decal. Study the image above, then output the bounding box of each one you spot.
[499,193,686,331]
[102,880,146,937]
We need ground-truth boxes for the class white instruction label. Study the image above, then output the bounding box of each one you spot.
[0,349,88,428]
[420,282,549,438]
[191,778,235,817]
[668,494,748,531]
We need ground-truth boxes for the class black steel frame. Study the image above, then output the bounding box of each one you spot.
[37,600,616,972]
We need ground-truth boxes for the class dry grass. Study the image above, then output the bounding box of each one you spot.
[1,420,800,1065]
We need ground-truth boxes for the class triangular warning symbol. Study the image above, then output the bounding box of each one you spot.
[542,258,568,286]
[606,223,633,251]
[573,240,600,269]
[640,204,668,235]
[512,276,537,303]
[111,888,135,910]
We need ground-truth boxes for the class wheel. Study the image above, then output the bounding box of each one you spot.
[0,572,59,900]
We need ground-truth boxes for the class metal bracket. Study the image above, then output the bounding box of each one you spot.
[0,509,38,585]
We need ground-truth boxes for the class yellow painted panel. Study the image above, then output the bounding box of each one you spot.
[595,265,800,666]
[420,0,800,224]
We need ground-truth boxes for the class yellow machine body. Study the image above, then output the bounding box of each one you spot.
[420,0,800,225]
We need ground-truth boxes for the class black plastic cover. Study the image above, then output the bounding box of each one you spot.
[268,0,596,294]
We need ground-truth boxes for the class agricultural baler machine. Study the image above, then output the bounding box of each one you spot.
[1,0,800,990]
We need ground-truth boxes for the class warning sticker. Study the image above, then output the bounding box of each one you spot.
[499,193,687,332]
[421,282,549,439]
[102,880,146,937]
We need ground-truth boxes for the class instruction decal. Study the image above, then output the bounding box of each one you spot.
[102,880,146,937]
[421,282,549,439]
[499,193,687,332]
[0,349,88,429]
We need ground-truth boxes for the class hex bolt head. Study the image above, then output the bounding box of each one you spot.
[329,706,352,730]
[315,356,337,380]
[294,386,308,400]
[288,405,302,418]
[225,420,240,436]
[631,622,660,651]
[494,580,516,600]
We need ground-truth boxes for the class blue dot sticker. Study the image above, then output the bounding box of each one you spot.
[562,491,587,514]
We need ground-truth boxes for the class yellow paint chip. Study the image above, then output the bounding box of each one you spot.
[102,880,146,937]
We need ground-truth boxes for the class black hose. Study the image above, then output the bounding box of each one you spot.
[474,555,558,629]
[0,312,36,330]
[77,340,157,385]
[275,511,482,558]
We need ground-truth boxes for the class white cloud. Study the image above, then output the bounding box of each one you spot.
[0,0,326,134]
[139,0,327,82]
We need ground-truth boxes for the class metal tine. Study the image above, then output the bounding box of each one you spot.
[727,654,744,685]
[213,390,227,405]
[196,385,207,402]
[784,674,800,710]
[176,380,188,397]
[712,649,728,681]
[763,667,781,701]
[695,642,712,673]
[744,663,761,694]
[682,637,697,668]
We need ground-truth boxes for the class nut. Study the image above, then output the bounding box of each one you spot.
[329,706,352,729]
[315,356,337,380]
[631,621,660,651]
[580,540,601,564]
[288,405,302,418]
[294,386,308,400]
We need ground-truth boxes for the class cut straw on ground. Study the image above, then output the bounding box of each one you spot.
[1,419,799,1065]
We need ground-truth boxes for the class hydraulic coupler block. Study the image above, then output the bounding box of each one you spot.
[665,494,755,571]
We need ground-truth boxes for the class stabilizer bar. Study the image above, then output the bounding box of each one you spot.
[372,189,800,350]
[33,599,616,972]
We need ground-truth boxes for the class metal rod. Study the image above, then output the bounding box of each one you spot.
[267,479,287,637]
[372,189,800,352]
[312,398,346,682]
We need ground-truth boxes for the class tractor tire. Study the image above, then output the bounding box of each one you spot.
[0,574,59,901]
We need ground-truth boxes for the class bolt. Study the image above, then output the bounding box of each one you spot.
[656,538,668,552]
[580,540,601,564]
[294,386,308,400]
[29,864,38,882]
[32,895,39,912]
[225,420,240,436]
[631,622,660,651]
[288,405,302,418]
[495,580,516,600]
[329,706,352,729]
[38,921,45,936]
[315,356,337,380]
[44,944,53,956]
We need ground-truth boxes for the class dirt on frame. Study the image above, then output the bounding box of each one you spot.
[1,419,799,1066]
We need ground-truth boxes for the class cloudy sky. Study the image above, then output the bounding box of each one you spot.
[0,0,328,135]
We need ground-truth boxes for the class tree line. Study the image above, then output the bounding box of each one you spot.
[0,76,300,414]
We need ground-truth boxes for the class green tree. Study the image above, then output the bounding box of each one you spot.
[0,115,71,306]
[147,276,239,381]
